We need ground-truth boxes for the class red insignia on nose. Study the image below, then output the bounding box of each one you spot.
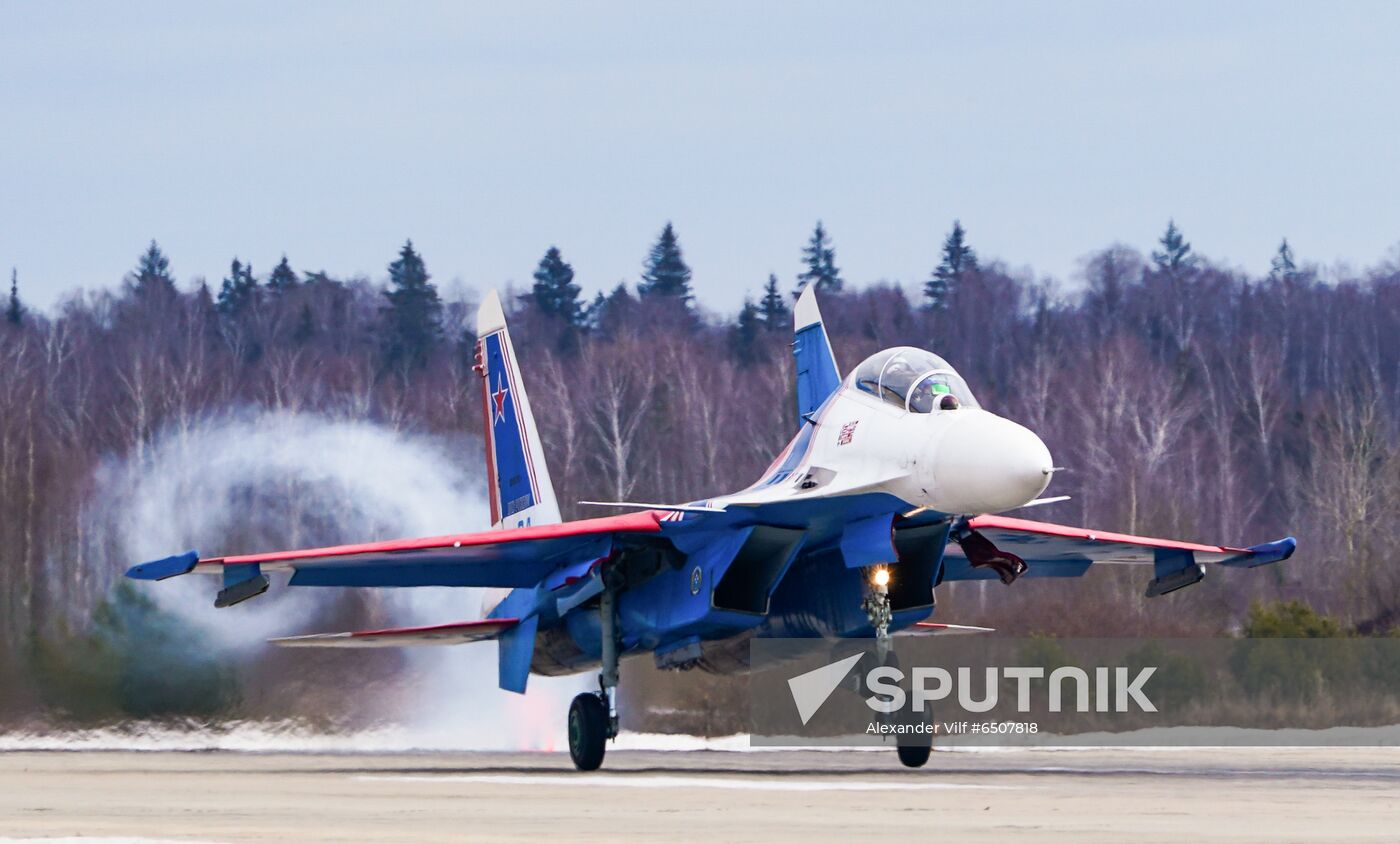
[837,420,858,446]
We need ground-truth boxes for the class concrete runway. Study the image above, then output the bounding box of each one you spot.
[1,747,1397,843]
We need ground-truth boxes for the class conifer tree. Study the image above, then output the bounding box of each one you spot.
[292,303,315,343]
[589,283,639,336]
[216,258,260,316]
[582,290,608,331]
[1269,238,1298,282]
[6,268,22,326]
[638,223,693,303]
[758,273,789,330]
[194,281,216,315]
[381,240,442,367]
[925,220,977,309]
[267,255,299,294]
[530,246,583,326]
[732,298,762,365]
[794,221,843,296]
[1151,219,1195,274]
[132,240,177,298]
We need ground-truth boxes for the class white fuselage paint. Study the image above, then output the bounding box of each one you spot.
[712,383,1053,516]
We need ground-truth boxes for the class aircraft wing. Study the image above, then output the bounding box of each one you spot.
[125,510,663,600]
[940,514,1295,596]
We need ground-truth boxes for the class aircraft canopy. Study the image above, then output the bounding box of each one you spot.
[850,347,980,412]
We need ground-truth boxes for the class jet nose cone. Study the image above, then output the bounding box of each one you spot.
[930,411,1053,513]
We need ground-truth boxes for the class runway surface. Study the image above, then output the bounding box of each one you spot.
[1,747,1397,843]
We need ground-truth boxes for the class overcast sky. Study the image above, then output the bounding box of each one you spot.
[3,1,1398,313]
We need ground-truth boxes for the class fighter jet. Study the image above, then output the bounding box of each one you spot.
[127,286,1295,770]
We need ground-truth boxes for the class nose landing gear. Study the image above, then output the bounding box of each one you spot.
[861,566,894,660]
[862,566,933,768]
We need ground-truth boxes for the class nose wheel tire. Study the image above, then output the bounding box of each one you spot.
[894,707,933,768]
[568,693,609,771]
[881,650,932,769]
[896,742,932,768]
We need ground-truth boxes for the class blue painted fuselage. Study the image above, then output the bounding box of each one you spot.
[519,493,950,678]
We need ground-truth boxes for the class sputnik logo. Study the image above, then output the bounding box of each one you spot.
[787,653,863,725]
[786,654,1159,725]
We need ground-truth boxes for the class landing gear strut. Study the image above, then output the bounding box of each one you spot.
[569,576,621,771]
[861,566,893,662]
[863,566,932,769]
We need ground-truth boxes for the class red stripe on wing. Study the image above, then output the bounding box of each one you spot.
[198,510,663,567]
[966,514,1246,556]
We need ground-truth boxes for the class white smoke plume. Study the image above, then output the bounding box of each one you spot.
[89,409,586,751]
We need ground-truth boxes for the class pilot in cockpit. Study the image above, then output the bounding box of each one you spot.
[879,358,918,403]
[908,374,961,413]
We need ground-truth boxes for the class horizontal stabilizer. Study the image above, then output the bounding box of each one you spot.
[909,622,996,635]
[270,617,518,648]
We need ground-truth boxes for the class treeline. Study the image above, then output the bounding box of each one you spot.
[2,219,1399,724]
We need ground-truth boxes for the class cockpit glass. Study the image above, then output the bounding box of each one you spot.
[850,347,980,411]
[852,349,897,398]
[877,350,937,406]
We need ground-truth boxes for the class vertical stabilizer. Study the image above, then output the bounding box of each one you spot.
[793,285,842,425]
[474,290,562,530]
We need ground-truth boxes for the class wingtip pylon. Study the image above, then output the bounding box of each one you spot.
[125,550,200,581]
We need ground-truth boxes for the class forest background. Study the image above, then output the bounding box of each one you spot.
[1,218,1396,732]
